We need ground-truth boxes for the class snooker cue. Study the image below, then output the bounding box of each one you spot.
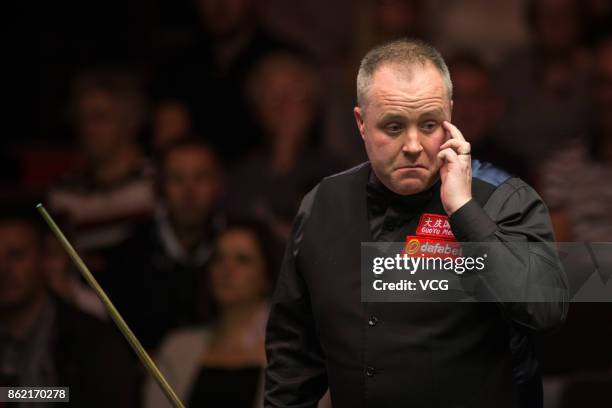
[36,204,185,408]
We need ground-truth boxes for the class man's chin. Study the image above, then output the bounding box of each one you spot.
[388,177,428,196]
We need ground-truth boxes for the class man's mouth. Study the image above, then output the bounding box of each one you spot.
[396,164,427,170]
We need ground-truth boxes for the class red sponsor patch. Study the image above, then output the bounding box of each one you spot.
[415,213,455,240]
[403,236,463,258]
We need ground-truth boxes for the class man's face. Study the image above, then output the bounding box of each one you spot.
[0,222,44,310]
[354,62,452,195]
[162,147,222,228]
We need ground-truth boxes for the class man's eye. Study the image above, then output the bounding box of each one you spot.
[421,121,438,133]
[385,123,403,134]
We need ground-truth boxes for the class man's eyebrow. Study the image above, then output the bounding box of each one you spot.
[377,112,406,122]
[419,108,445,118]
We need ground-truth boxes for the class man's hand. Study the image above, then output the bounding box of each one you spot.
[437,121,472,216]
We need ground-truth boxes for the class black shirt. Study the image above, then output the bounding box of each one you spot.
[367,171,440,242]
[187,365,261,408]
[265,161,568,407]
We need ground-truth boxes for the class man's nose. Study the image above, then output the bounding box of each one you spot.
[401,128,424,156]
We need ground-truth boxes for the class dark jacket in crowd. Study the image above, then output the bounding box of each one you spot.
[101,216,215,352]
[52,297,137,408]
[0,296,137,407]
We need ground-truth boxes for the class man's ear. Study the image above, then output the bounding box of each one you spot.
[450,99,454,118]
[354,106,366,140]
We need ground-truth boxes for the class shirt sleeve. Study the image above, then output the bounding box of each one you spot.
[448,179,569,333]
[264,185,329,408]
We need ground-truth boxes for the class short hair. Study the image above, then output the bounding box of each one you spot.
[356,38,453,107]
[158,137,220,174]
[72,68,147,129]
[246,51,320,108]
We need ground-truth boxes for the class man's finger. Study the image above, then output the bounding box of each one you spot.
[437,147,460,164]
[442,121,466,142]
[440,139,471,155]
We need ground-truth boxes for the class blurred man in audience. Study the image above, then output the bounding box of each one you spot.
[448,53,532,182]
[41,230,108,320]
[47,69,154,270]
[0,206,136,407]
[103,139,224,351]
[497,0,590,166]
[227,52,343,241]
[539,35,612,242]
[155,0,298,163]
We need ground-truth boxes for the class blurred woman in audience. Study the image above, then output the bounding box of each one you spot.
[143,221,278,408]
[227,52,343,241]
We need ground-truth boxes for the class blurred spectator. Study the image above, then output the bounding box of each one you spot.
[354,0,429,49]
[151,99,195,156]
[538,35,612,242]
[496,0,591,167]
[47,69,154,270]
[530,35,612,408]
[0,206,136,407]
[155,0,299,163]
[347,0,430,80]
[42,232,107,319]
[429,0,529,64]
[448,53,532,182]
[260,0,355,61]
[227,52,343,241]
[102,139,224,352]
[143,222,276,408]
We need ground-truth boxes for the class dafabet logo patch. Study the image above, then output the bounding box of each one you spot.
[404,213,461,258]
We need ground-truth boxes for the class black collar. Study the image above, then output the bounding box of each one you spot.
[366,168,440,212]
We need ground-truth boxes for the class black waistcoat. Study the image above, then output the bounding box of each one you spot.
[297,162,518,408]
